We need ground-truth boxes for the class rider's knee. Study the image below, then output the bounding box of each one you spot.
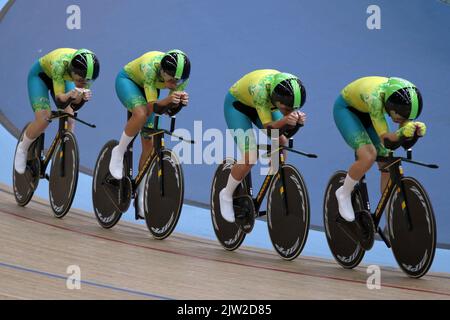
[244,149,258,166]
[279,135,289,146]
[358,145,377,165]
[132,106,148,124]
[35,110,51,127]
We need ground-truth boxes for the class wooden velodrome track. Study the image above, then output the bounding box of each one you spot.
[0,183,448,300]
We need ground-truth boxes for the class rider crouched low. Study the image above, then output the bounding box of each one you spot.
[219,69,308,223]
[14,48,100,174]
[108,49,191,218]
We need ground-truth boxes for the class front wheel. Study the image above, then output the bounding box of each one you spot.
[267,164,310,260]
[387,177,436,278]
[323,171,366,269]
[49,132,79,218]
[143,149,184,240]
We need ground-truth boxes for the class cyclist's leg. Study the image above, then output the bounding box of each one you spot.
[333,95,377,221]
[269,109,287,148]
[366,126,391,239]
[133,116,157,218]
[15,62,52,174]
[109,69,148,179]
[139,131,154,172]
[138,87,160,172]
[225,93,258,178]
[26,62,52,139]
[220,93,257,222]
[366,125,390,194]
[253,109,286,173]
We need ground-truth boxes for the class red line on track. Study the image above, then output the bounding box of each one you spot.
[1,207,449,298]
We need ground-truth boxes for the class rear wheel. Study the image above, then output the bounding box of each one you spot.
[210,158,247,251]
[323,171,365,269]
[13,124,41,207]
[92,140,131,228]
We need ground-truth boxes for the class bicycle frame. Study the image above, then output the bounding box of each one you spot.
[125,113,177,197]
[355,154,412,232]
[37,114,71,179]
[243,140,290,217]
[33,110,95,180]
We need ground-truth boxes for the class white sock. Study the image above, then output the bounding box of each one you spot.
[342,174,358,196]
[116,131,134,156]
[18,132,36,152]
[223,174,242,199]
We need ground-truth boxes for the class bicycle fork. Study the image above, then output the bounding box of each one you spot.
[58,117,67,178]
[390,164,413,231]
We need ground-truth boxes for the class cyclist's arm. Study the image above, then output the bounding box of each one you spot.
[144,83,164,113]
[263,117,287,130]
[368,95,396,144]
[144,84,179,114]
[50,62,80,108]
[252,104,286,130]
[367,97,418,149]
[251,88,287,130]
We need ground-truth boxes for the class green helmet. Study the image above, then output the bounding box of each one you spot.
[384,77,423,120]
[70,49,100,80]
[161,49,191,82]
[270,73,306,110]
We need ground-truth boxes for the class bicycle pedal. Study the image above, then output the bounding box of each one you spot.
[336,215,360,245]
[355,211,375,250]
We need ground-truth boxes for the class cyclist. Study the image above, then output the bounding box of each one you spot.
[219,69,307,223]
[333,76,426,228]
[14,48,100,175]
[109,49,190,218]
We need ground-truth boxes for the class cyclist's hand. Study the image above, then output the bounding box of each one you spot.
[401,121,417,138]
[296,111,306,125]
[169,91,183,105]
[180,92,189,106]
[68,89,83,100]
[82,89,92,101]
[285,112,299,126]
[415,122,427,137]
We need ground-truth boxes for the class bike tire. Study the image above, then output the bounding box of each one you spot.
[13,124,41,207]
[143,149,184,240]
[92,140,129,229]
[49,132,79,218]
[267,164,310,260]
[210,158,247,251]
[323,171,366,269]
[387,177,437,278]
